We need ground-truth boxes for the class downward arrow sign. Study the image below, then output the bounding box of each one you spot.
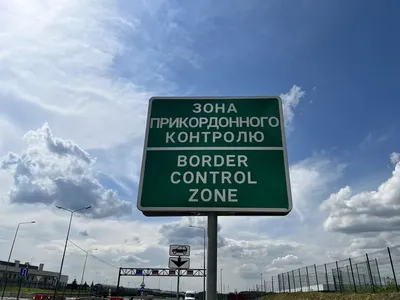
[171,256,186,268]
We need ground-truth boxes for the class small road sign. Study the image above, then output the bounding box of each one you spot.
[169,257,190,269]
[169,245,190,256]
[137,96,292,216]
[20,267,28,277]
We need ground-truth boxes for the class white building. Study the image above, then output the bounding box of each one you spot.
[0,259,68,288]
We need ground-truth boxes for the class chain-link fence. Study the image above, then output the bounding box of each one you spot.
[259,246,400,293]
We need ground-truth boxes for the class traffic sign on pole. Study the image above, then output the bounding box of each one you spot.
[20,267,28,277]
[137,96,292,216]
[169,257,190,270]
[169,245,190,256]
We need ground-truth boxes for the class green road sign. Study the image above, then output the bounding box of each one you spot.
[137,97,292,216]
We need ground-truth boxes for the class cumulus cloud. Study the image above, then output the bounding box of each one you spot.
[320,158,400,234]
[390,152,400,165]
[280,85,305,129]
[289,155,345,220]
[0,123,131,218]
[114,254,148,264]
[0,0,183,150]
[270,254,301,268]
[158,217,226,248]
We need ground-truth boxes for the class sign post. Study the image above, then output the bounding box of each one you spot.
[17,266,28,300]
[137,96,292,300]
[168,244,190,300]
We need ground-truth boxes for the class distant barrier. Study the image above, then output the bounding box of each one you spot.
[259,245,400,294]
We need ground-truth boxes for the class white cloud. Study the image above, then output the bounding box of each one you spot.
[1,0,385,293]
[321,158,400,235]
[114,254,149,265]
[0,0,178,150]
[280,85,305,129]
[0,123,131,218]
[289,155,345,221]
[390,152,400,165]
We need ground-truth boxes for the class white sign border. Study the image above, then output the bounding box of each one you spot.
[137,96,293,215]
[169,244,191,256]
[168,257,190,270]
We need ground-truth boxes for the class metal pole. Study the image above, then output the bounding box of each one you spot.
[260,273,263,292]
[335,261,341,292]
[314,264,319,291]
[53,212,74,300]
[388,247,399,291]
[324,264,329,292]
[306,266,310,291]
[80,252,89,286]
[298,269,302,292]
[176,270,180,300]
[207,213,218,300]
[349,258,357,293]
[1,223,20,300]
[375,258,382,287]
[220,269,223,295]
[17,277,22,300]
[355,263,361,287]
[277,274,281,292]
[1,221,35,300]
[272,276,274,293]
[203,228,206,300]
[346,266,351,291]
[366,253,375,293]
[116,268,121,295]
[78,251,89,297]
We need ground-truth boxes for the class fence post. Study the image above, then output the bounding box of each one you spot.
[278,274,281,292]
[335,261,342,292]
[272,276,274,293]
[366,253,376,293]
[388,247,399,291]
[314,264,319,291]
[332,269,338,292]
[324,264,329,292]
[282,273,286,292]
[346,266,352,291]
[349,258,357,293]
[355,263,362,287]
[298,269,303,292]
[375,258,383,287]
[306,266,310,291]
[287,273,291,293]
[292,270,296,292]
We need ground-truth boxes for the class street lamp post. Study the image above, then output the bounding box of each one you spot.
[189,225,206,300]
[0,221,35,300]
[78,248,97,296]
[53,205,91,299]
[80,248,97,285]
[220,269,223,295]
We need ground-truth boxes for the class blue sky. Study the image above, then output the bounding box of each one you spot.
[109,0,400,184]
[0,0,399,292]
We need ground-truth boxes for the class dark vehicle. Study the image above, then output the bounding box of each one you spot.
[172,246,188,255]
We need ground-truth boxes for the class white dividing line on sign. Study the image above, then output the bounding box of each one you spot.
[146,147,284,151]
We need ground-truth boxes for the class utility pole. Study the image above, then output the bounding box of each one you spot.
[53,205,91,300]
